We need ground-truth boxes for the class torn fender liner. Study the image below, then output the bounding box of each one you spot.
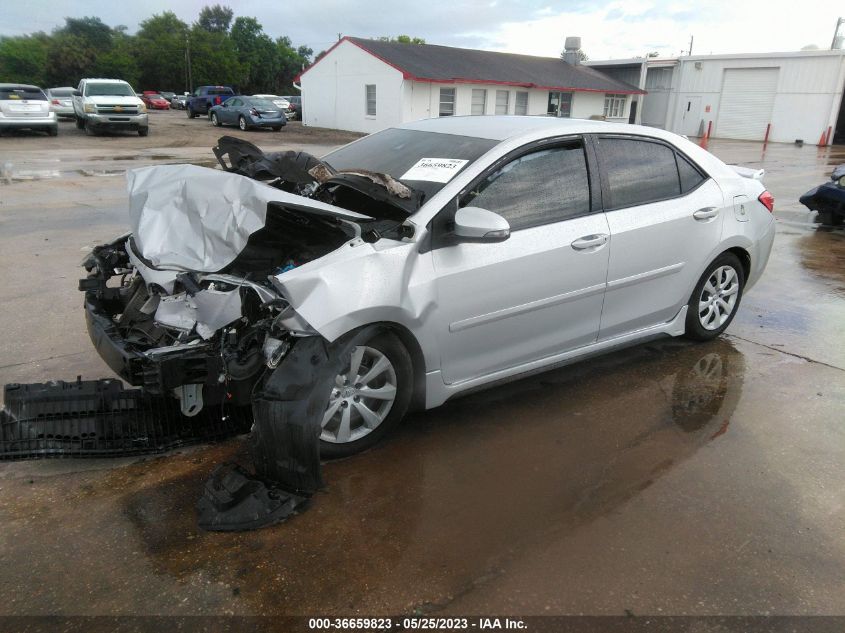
[197,326,384,532]
[0,378,251,459]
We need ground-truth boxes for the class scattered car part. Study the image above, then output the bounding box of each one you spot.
[800,164,845,226]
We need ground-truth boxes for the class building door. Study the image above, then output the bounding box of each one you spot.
[547,91,573,117]
[680,95,702,136]
[715,68,778,141]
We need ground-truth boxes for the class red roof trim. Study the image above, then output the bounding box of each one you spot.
[296,36,645,95]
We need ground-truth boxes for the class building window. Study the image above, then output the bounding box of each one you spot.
[365,84,376,116]
[471,89,487,115]
[547,91,572,117]
[515,91,528,115]
[603,94,627,118]
[439,87,456,116]
[495,90,510,115]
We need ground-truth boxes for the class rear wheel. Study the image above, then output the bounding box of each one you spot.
[816,210,843,226]
[238,116,248,131]
[211,112,221,127]
[684,253,745,341]
[319,332,413,458]
[187,107,197,119]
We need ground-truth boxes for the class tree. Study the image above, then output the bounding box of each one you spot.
[377,35,425,44]
[0,34,50,85]
[188,24,244,89]
[231,16,277,93]
[197,5,234,34]
[93,27,140,87]
[135,12,189,90]
[273,36,311,94]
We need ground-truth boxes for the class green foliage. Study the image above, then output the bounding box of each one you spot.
[0,33,50,85]
[197,5,234,34]
[0,6,310,94]
[378,35,426,44]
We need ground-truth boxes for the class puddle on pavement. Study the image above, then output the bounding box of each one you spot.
[100,337,745,613]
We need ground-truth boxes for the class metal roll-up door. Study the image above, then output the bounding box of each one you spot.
[715,68,779,140]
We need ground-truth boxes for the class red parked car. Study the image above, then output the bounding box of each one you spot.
[141,91,170,110]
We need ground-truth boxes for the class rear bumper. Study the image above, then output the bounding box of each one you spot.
[248,116,286,128]
[0,115,56,128]
[746,218,776,292]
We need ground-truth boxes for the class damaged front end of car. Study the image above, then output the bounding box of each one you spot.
[4,136,421,530]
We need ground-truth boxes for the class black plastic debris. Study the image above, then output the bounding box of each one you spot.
[0,377,251,459]
[196,462,306,532]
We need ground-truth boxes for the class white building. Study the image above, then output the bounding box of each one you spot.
[588,50,845,144]
[296,37,644,134]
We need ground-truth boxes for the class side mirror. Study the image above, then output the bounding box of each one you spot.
[72,90,81,97]
[454,207,510,241]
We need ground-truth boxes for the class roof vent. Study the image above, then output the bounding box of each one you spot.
[563,36,582,65]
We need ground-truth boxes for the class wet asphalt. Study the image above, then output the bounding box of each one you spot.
[0,124,843,619]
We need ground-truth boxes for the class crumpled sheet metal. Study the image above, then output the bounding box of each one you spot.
[126,164,369,273]
[153,287,243,340]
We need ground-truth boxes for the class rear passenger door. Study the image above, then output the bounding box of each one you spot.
[593,135,724,339]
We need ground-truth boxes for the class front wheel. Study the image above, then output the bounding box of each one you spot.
[684,253,745,341]
[75,117,85,130]
[187,107,197,119]
[238,116,248,131]
[138,127,149,137]
[47,126,58,137]
[319,332,413,458]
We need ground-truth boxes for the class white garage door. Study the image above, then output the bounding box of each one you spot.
[716,68,779,141]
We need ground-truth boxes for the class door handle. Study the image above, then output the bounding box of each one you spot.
[693,207,719,220]
[571,234,608,250]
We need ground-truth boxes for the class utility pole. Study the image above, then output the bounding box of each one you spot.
[832,17,844,50]
[688,35,694,56]
[185,33,193,93]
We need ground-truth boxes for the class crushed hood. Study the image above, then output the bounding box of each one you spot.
[127,164,371,272]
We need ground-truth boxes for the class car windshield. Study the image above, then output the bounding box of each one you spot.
[147,94,163,99]
[85,83,135,97]
[0,87,46,100]
[249,99,277,109]
[322,128,499,199]
[49,88,74,97]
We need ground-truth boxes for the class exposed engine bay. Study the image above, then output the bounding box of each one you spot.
[80,136,420,419]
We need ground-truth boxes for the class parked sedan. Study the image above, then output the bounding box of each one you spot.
[81,117,775,459]
[281,95,301,120]
[171,94,188,110]
[0,83,57,136]
[209,96,286,131]
[46,87,75,118]
[141,92,170,110]
[252,94,290,112]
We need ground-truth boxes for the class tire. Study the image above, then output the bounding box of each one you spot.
[138,127,149,137]
[75,117,85,130]
[684,252,745,341]
[47,126,58,137]
[211,112,221,127]
[84,120,97,136]
[319,332,413,458]
[187,107,197,119]
[272,126,281,131]
[238,116,248,131]
[816,210,843,226]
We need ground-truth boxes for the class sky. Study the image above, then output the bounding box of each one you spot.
[0,0,842,60]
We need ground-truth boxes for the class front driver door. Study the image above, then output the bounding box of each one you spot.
[431,137,610,385]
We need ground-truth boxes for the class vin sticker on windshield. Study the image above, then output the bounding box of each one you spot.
[400,158,469,183]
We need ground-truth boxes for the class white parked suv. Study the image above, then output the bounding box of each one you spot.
[72,78,149,136]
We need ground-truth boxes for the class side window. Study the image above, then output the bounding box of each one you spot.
[676,152,706,193]
[598,137,680,208]
[365,84,376,116]
[230,98,242,107]
[461,141,591,231]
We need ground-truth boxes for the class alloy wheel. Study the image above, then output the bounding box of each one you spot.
[321,346,397,444]
[698,265,740,330]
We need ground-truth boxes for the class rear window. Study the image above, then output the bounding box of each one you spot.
[0,87,46,101]
[597,137,681,208]
[85,82,135,97]
[250,99,277,109]
[49,88,74,97]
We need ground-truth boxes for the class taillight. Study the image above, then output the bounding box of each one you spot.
[758,190,774,213]
[250,108,260,116]
[51,99,60,105]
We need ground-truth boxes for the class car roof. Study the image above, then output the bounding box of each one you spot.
[397,115,736,181]
[81,78,130,83]
[0,83,43,90]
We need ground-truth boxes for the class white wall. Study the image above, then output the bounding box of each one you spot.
[300,39,405,134]
[666,52,845,143]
